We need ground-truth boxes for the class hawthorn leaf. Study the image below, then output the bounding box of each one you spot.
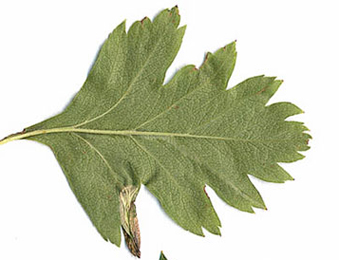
[0,6,310,257]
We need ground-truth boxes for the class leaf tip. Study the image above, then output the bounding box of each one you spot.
[199,52,212,68]
[223,40,237,51]
[274,78,284,86]
[172,5,179,13]
[168,5,181,25]
[247,207,255,214]
[114,19,127,35]
[140,16,149,24]
[121,19,127,27]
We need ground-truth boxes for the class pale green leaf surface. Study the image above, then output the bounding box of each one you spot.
[1,6,310,248]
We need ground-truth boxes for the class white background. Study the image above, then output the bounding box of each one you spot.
[0,0,338,259]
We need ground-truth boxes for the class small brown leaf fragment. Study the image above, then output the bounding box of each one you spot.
[122,203,141,258]
[119,186,141,258]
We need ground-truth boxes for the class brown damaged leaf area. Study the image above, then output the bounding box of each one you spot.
[120,186,141,257]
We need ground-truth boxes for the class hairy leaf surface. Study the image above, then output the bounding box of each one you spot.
[0,6,310,255]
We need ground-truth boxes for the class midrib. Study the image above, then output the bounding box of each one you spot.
[0,126,286,145]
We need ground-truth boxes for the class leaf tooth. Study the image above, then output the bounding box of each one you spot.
[208,182,260,213]
[198,41,237,90]
[199,185,222,235]
[168,6,181,27]
[257,78,283,103]
[266,102,304,120]
[153,6,181,28]
[250,163,294,183]
[113,19,127,35]
[140,16,149,24]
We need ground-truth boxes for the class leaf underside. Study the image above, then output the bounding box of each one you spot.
[19,7,310,247]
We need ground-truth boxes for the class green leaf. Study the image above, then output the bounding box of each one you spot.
[160,251,168,260]
[0,6,310,256]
